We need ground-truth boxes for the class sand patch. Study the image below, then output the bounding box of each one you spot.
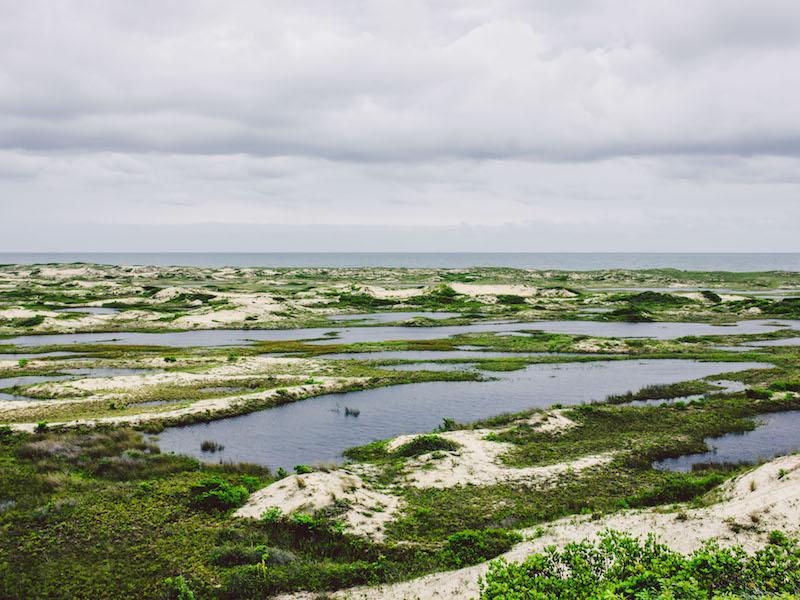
[363,285,427,300]
[236,470,403,540]
[385,411,602,489]
[0,308,59,320]
[573,338,628,353]
[520,410,578,432]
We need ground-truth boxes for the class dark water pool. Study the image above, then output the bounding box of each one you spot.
[156,359,767,470]
[654,411,800,472]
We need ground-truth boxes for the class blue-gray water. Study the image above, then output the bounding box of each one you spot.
[6,319,800,348]
[654,411,800,472]
[3,253,800,271]
[156,359,766,469]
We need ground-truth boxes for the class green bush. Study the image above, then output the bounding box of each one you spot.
[222,559,386,597]
[441,529,522,568]
[496,294,526,305]
[625,472,726,507]
[480,530,800,599]
[393,434,460,458]
[162,575,195,600]
[189,477,248,512]
[210,545,269,567]
[11,315,45,327]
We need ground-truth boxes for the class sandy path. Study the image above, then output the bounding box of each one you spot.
[278,454,800,600]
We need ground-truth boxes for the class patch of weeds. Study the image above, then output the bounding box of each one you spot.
[189,477,248,512]
[393,435,460,458]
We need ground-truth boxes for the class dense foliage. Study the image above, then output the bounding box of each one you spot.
[480,530,800,599]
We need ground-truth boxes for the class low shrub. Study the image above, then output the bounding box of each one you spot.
[625,472,726,507]
[162,575,195,600]
[210,545,268,567]
[393,434,460,458]
[496,295,526,305]
[441,529,522,568]
[189,477,248,512]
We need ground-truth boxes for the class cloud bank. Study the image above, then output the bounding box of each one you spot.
[1,1,799,250]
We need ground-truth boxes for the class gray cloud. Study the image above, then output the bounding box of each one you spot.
[0,1,799,250]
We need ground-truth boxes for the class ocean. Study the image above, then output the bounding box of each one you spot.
[1,252,799,271]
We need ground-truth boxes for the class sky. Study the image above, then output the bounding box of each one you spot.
[1,0,799,252]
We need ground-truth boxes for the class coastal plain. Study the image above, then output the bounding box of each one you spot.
[2,263,800,599]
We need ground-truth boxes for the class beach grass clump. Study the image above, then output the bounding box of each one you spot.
[393,434,460,458]
[495,294,526,305]
[603,380,715,404]
[200,439,224,453]
[440,529,522,568]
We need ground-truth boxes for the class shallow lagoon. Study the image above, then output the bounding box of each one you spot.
[654,411,800,472]
[7,319,800,347]
[156,359,767,469]
[54,307,120,315]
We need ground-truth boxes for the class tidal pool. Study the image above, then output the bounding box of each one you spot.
[7,319,799,347]
[654,411,800,472]
[156,359,767,470]
[0,375,75,387]
[627,380,747,406]
[0,351,78,360]
[746,338,800,347]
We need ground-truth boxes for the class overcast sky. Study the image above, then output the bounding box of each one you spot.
[1,0,799,252]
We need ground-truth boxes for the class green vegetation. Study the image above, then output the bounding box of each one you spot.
[603,380,717,404]
[480,530,800,599]
[393,434,460,457]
